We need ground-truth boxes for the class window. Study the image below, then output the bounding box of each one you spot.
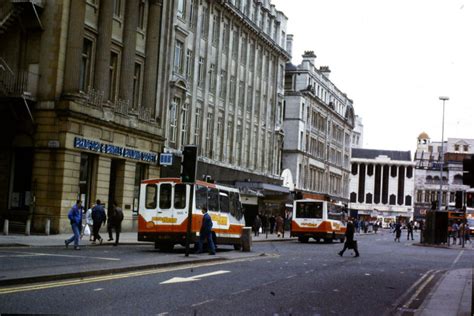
[138,0,146,30]
[212,11,220,45]
[113,0,122,17]
[189,0,196,28]
[174,184,187,209]
[159,183,172,209]
[177,0,186,19]
[195,185,208,210]
[328,204,344,221]
[295,202,323,219]
[209,64,216,93]
[197,57,205,88]
[201,7,209,38]
[145,184,157,209]
[174,40,184,74]
[133,163,147,213]
[169,97,180,143]
[80,38,93,92]
[219,191,230,213]
[230,192,243,220]
[194,107,202,146]
[132,62,142,110]
[208,188,219,212]
[219,70,227,99]
[109,51,119,101]
[185,49,193,81]
[206,111,214,157]
[180,103,189,146]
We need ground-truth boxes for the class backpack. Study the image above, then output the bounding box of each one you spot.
[115,207,124,222]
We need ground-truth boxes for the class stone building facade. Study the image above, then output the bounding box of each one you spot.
[158,0,291,217]
[349,149,415,222]
[414,132,474,218]
[0,0,165,233]
[282,50,355,203]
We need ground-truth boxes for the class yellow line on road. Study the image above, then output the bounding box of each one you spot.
[0,254,277,295]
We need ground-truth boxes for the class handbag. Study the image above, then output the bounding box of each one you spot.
[348,240,357,250]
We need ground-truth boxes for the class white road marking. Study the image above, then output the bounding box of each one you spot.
[191,299,214,307]
[157,312,169,316]
[452,250,464,267]
[365,273,371,276]
[0,251,120,261]
[286,275,296,279]
[231,288,250,295]
[93,288,103,291]
[160,270,230,284]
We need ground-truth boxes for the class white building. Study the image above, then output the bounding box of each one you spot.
[352,115,364,148]
[414,132,474,218]
[282,49,355,203]
[349,149,415,222]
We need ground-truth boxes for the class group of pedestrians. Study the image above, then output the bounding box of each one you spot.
[65,199,124,250]
[450,221,471,245]
[252,214,285,237]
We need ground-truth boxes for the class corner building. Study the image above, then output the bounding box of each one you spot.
[159,1,290,216]
[282,49,355,203]
[0,0,165,233]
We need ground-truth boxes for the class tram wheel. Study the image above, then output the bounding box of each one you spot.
[157,242,174,252]
[298,236,309,243]
[233,243,242,251]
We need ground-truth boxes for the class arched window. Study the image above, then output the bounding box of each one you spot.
[351,163,358,175]
[405,195,412,206]
[391,165,397,177]
[389,194,396,205]
[453,174,463,185]
[406,166,413,178]
[426,176,433,184]
[350,192,357,203]
[366,193,373,204]
[367,164,374,176]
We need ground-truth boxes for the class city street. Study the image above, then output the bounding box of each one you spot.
[0,230,472,315]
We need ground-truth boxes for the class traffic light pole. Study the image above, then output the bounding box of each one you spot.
[184,183,194,257]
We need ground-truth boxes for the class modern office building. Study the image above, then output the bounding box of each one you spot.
[282,49,355,204]
[349,148,415,222]
[0,0,165,233]
[414,132,474,219]
[159,0,291,217]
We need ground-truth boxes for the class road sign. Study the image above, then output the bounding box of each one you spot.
[159,153,173,166]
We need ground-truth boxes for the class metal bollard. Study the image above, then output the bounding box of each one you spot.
[25,218,31,236]
[45,218,50,236]
[241,227,252,252]
[3,219,8,235]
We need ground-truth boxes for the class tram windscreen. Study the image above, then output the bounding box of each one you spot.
[295,201,323,219]
[328,204,345,221]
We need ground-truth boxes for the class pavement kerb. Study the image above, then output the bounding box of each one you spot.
[0,251,268,287]
[412,242,474,250]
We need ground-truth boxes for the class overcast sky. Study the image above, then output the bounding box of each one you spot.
[272,0,474,154]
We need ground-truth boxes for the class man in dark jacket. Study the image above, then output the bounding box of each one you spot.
[196,207,215,255]
[111,201,124,246]
[338,219,360,257]
[91,200,106,244]
[65,200,83,250]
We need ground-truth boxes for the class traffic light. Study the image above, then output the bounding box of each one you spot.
[462,155,474,187]
[455,191,464,209]
[181,145,197,183]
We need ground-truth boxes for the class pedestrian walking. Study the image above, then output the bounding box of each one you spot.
[91,200,106,244]
[464,222,471,244]
[65,200,83,250]
[275,214,284,237]
[269,215,276,234]
[406,221,414,240]
[81,205,93,241]
[110,201,124,246]
[394,221,402,242]
[196,207,216,255]
[253,214,262,237]
[261,214,268,234]
[338,219,360,257]
[107,205,115,241]
[451,221,459,245]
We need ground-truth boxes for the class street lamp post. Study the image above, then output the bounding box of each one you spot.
[438,96,449,211]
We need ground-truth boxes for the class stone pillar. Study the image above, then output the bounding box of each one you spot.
[95,156,111,208]
[63,0,86,95]
[142,0,162,117]
[94,0,113,100]
[119,0,139,110]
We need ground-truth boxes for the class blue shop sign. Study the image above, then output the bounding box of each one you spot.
[74,137,157,164]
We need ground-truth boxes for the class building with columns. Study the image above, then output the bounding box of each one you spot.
[159,0,291,218]
[0,0,165,233]
[282,49,355,204]
[414,132,474,219]
[349,148,415,222]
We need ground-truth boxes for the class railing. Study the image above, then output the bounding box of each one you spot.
[0,59,30,98]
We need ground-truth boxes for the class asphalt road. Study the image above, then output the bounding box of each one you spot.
[0,230,472,315]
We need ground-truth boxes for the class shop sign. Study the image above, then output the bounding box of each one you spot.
[74,137,157,164]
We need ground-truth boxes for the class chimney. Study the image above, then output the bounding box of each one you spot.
[302,51,317,66]
[319,66,331,78]
[286,34,294,57]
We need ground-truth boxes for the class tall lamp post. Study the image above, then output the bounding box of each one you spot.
[438,96,449,211]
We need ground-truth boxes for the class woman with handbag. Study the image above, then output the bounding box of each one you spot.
[338,219,360,257]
